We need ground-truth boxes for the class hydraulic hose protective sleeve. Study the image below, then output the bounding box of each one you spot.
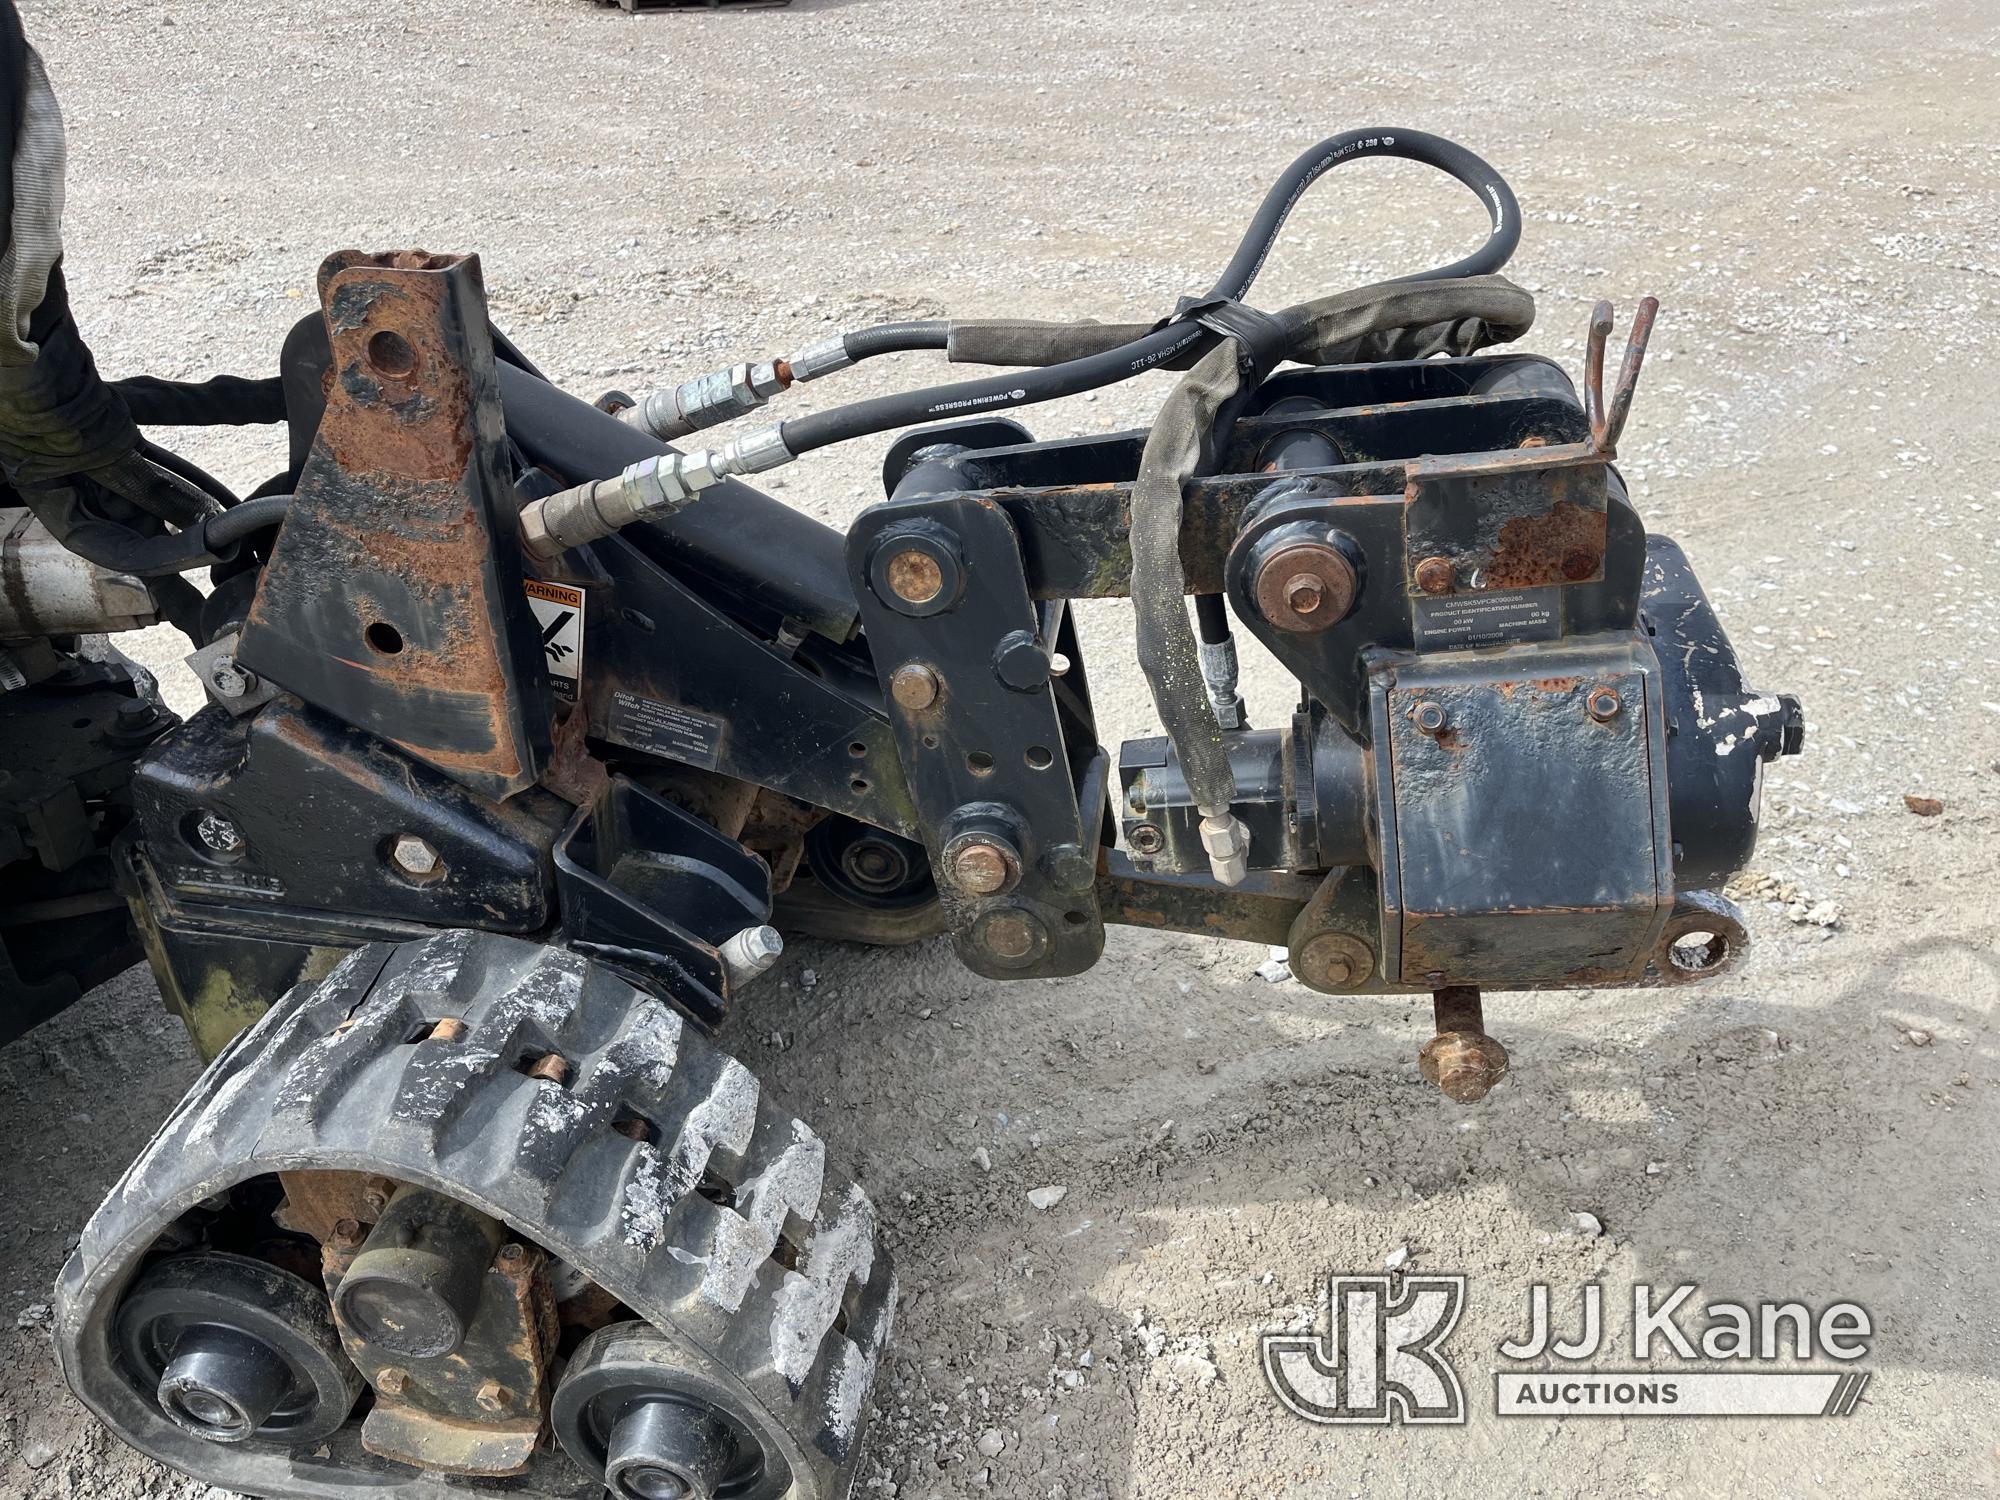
[1130,335,1252,833]
[1126,275,1536,838]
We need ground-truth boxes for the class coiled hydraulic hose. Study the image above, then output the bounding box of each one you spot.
[781,128,1519,457]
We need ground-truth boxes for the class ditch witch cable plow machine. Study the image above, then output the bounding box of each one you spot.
[1,12,1800,1498]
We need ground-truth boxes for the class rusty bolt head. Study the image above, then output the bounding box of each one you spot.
[1412,700,1448,737]
[376,1367,408,1397]
[945,836,1020,896]
[884,548,944,606]
[1127,822,1166,856]
[428,1017,468,1043]
[391,834,441,878]
[1418,1030,1511,1104]
[1587,686,1622,722]
[330,1217,364,1250]
[975,908,1048,965]
[889,662,940,711]
[1414,556,1456,595]
[1254,539,1356,633]
[362,1179,394,1218]
[497,1242,526,1265]
[1294,932,1376,992]
[475,1380,511,1413]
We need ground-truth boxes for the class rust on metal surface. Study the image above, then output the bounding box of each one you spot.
[1418,985,1510,1103]
[1253,537,1356,632]
[274,1169,381,1243]
[1403,449,1610,594]
[1293,930,1376,991]
[884,547,945,605]
[336,1226,560,1477]
[1585,295,1659,454]
[1095,856,1315,947]
[1414,555,1456,595]
[237,250,552,801]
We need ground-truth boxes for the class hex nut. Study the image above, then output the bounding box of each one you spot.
[1126,822,1166,856]
[1587,686,1622,722]
[475,1380,511,1413]
[376,1367,408,1397]
[1411,701,1448,737]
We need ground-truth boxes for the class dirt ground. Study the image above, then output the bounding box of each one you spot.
[4,0,1998,1496]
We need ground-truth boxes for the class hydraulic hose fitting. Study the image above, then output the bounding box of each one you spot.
[619,360,790,441]
[1197,636,1246,731]
[783,335,855,383]
[519,450,724,561]
[1199,809,1252,887]
[518,426,796,561]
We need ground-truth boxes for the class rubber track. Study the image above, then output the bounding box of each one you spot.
[54,930,897,1500]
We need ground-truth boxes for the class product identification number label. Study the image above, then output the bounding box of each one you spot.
[1412,588,1561,649]
[604,690,726,771]
[525,579,586,702]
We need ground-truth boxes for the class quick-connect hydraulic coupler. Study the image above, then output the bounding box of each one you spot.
[517,426,793,561]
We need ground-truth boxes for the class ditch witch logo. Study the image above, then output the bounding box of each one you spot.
[1262,1276,1873,1423]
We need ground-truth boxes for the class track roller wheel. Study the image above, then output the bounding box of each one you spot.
[554,1321,787,1500]
[112,1251,361,1447]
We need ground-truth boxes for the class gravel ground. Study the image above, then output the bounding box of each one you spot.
[3,0,1998,1497]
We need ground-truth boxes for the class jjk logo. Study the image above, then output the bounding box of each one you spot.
[1262,1274,1467,1425]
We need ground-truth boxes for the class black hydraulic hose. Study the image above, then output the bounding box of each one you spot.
[842,321,948,361]
[26,491,287,577]
[138,437,240,509]
[204,492,286,548]
[780,128,1518,457]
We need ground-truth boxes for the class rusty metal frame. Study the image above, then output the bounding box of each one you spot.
[237,251,553,801]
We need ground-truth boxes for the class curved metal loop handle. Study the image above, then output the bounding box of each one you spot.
[1582,295,1659,453]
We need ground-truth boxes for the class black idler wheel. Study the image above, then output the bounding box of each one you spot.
[553,1321,788,1500]
[112,1250,361,1447]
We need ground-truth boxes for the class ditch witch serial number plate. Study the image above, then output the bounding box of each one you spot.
[604,690,726,771]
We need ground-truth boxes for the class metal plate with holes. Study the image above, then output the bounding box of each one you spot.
[847,492,1104,979]
[237,251,552,801]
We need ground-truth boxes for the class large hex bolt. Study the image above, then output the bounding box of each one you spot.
[155,1327,293,1443]
[603,1397,739,1500]
[1252,534,1357,633]
[331,1186,503,1361]
[1417,986,1510,1104]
